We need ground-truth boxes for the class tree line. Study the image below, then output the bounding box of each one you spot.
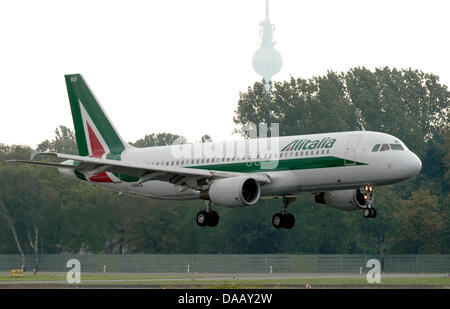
[0,67,448,265]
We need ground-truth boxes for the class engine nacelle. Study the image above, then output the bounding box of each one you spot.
[315,186,375,211]
[200,176,261,207]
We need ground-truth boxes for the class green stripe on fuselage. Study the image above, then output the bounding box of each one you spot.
[187,156,367,173]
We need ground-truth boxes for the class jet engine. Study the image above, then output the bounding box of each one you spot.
[315,186,375,211]
[199,176,260,207]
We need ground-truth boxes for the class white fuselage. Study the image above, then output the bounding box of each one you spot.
[76,131,421,202]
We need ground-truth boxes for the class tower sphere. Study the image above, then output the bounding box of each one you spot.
[252,46,282,82]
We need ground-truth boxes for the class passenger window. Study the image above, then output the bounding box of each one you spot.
[380,144,390,151]
[390,144,404,150]
[372,144,381,152]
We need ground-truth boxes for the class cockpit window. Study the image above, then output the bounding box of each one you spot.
[390,144,404,150]
[372,144,381,152]
[380,144,390,151]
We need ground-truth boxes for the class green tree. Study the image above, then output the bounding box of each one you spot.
[0,144,31,161]
[389,189,446,253]
[0,145,32,266]
[37,125,78,154]
[200,135,212,143]
[234,72,360,137]
[131,133,187,147]
[0,164,58,269]
[443,128,450,182]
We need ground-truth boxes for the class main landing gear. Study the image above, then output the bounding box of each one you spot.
[196,201,219,227]
[272,196,296,230]
[362,207,377,218]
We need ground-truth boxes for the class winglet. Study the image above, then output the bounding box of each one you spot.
[30,149,38,160]
[30,151,58,160]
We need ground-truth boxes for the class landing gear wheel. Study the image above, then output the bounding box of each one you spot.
[207,211,219,227]
[196,210,208,227]
[272,213,295,229]
[362,208,371,218]
[272,213,284,229]
[362,208,377,218]
[284,213,295,229]
[197,201,220,227]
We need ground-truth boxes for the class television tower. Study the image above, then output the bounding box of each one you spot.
[252,0,283,91]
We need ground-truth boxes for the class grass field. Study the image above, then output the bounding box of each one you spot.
[0,273,449,288]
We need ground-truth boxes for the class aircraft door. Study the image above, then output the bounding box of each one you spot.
[344,135,361,165]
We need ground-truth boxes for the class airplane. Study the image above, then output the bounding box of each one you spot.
[9,74,422,229]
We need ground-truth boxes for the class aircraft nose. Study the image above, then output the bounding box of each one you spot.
[406,152,422,177]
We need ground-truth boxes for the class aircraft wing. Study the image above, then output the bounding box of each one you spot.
[8,152,271,189]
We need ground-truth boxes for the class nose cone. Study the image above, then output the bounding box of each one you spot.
[405,152,422,178]
[414,153,422,175]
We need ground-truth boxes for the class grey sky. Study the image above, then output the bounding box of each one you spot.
[1,0,449,148]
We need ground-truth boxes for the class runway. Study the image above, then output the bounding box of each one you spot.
[0,272,448,289]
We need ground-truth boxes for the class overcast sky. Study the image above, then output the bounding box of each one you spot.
[1,0,449,148]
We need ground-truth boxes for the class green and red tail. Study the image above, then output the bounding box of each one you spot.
[64,74,131,160]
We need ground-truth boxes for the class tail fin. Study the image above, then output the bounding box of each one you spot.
[64,74,131,159]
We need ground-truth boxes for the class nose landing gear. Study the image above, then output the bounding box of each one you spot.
[360,184,376,218]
